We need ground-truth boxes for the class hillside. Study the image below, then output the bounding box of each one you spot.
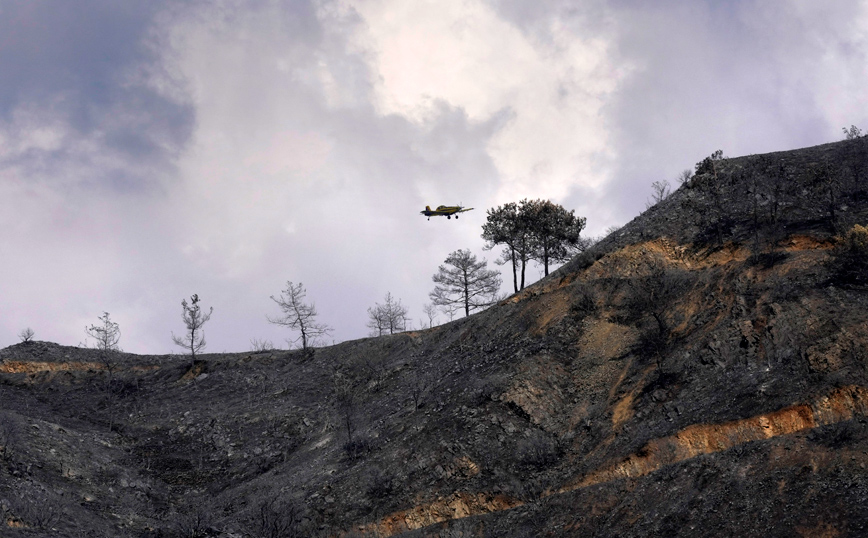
[2,138,868,537]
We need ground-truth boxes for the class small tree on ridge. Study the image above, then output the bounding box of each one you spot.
[172,294,212,366]
[367,292,409,336]
[430,249,502,317]
[268,281,331,350]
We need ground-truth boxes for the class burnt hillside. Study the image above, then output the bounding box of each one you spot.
[2,138,868,537]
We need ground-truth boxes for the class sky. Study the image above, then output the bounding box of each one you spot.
[2,0,868,354]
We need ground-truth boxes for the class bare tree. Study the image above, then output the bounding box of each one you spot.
[367,292,409,336]
[86,312,124,431]
[843,125,863,139]
[0,412,18,461]
[18,328,35,343]
[677,169,693,185]
[430,249,502,317]
[422,303,438,328]
[85,312,121,354]
[252,499,302,538]
[171,294,213,365]
[624,258,692,366]
[268,281,331,350]
[333,371,360,453]
[646,179,671,209]
[693,149,728,244]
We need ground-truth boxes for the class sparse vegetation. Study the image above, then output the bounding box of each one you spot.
[268,281,331,350]
[4,138,868,537]
[250,338,275,352]
[695,149,724,176]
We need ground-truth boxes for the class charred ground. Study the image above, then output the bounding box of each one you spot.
[3,138,868,537]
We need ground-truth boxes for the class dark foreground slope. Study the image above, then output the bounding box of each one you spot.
[2,139,868,537]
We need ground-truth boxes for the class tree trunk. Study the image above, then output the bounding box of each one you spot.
[510,247,518,293]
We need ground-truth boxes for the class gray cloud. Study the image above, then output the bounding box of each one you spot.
[4,0,868,353]
[0,1,194,192]
[562,1,868,226]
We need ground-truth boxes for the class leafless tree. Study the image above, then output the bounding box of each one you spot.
[268,281,331,350]
[171,294,213,365]
[408,366,433,410]
[422,303,438,328]
[646,179,671,209]
[86,312,124,431]
[85,312,121,354]
[253,499,302,538]
[333,371,361,455]
[430,249,502,317]
[0,412,18,461]
[677,169,693,185]
[843,125,863,139]
[813,163,842,231]
[367,292,410,336]
[18,327,34,343]
[692,150,728,244]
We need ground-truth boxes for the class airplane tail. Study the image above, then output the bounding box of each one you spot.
[425,205,431,211]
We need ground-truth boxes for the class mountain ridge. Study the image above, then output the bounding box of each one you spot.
[3,138,868,536]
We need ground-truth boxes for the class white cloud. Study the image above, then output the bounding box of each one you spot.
[349,0,626,203]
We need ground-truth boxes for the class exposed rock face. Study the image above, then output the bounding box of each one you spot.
[2,139,868,537]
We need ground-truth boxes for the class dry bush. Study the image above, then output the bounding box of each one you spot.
[0,412,18,461]
[170,508,215,537]
[365,466,395,499]
[9,490,61,530]
[829,224,868,285]
[250,338,275,352]
[517,434,561,471]
[251,498,303,538]
[17,327,35,343]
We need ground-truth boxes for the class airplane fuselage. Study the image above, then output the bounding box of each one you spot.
[421,205,473,220]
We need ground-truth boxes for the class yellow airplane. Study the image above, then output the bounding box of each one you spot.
[420,205,474,220]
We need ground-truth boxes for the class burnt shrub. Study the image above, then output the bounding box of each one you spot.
[517,434,561,471]
[365,466,395,499]
[0,412,18,461]
[807,420,865,449]
[746,250,789,269]
[569,286,599,320]
[251,499,303,538]
[828,224,868,286]
[343,435,373,462]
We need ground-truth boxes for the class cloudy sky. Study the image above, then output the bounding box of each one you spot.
[3,0,867,353]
